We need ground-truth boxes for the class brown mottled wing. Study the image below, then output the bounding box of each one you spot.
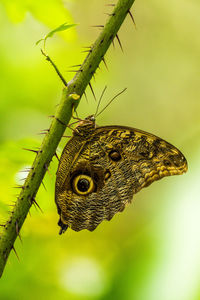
[55,126,187,232]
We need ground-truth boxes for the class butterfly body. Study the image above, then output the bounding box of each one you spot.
[55,116,187,233]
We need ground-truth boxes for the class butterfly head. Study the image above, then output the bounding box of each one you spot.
[85,115,96,122]
[74,115,96,136]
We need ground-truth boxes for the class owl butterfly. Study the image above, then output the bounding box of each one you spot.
[55,114,187,234]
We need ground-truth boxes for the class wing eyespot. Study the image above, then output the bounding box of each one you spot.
[109,150,121,161]
[72,174,96,195]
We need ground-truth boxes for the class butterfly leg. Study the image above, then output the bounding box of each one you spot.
[71,105,83,122]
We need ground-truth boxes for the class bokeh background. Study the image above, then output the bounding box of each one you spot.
[0,0,200,299]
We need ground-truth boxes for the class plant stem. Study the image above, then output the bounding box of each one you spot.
[0,0,135,277]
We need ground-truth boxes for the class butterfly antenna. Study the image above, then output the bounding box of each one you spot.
[96,88,127,117]
[94,86,107,118]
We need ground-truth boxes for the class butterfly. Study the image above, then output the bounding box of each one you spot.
[55,114,187,234]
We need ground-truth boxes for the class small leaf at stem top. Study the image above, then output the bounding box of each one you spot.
[36,22,77,48]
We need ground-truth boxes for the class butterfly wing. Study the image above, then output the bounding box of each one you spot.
[55,126,187,232]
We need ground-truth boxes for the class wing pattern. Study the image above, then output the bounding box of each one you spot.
[55,126,187,232]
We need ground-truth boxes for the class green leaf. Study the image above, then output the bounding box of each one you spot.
[35,38,44,46]
[45,22,77,39]
[36,22,77,48]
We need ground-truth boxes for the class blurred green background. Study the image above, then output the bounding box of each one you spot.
[0,0,200,299]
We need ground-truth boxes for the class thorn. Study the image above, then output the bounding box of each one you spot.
[54,152,60,162]
[32,197,43,213]
[19,178,27,182]
[102,57,108,70]
[0,224,5,227]
[89,82,96,101]
[81,49,92,53]
[91,25,104,28]
[82,45,93,49]
[105,13,115,17]
[92,71,96,82]
[12,246,20,261]
[49,115,66,126]
[69,64,82,68]
[62,135,71,138]
[84,92,88,103]
[67,69,82,73]
[116,34,123,52]
[13,185,25,189]
[22,148,41,154]
[41,129,49,132]
[15,221,22,243]
[128,10,136,28]
[19,167,33,173]
[41,181,47,191]
[38,129,49,135]
[81,45,93,54]
[112,39,115,48]
[105,3,115,6]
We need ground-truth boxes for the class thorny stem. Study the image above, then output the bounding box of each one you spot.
[0,0,135,277]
